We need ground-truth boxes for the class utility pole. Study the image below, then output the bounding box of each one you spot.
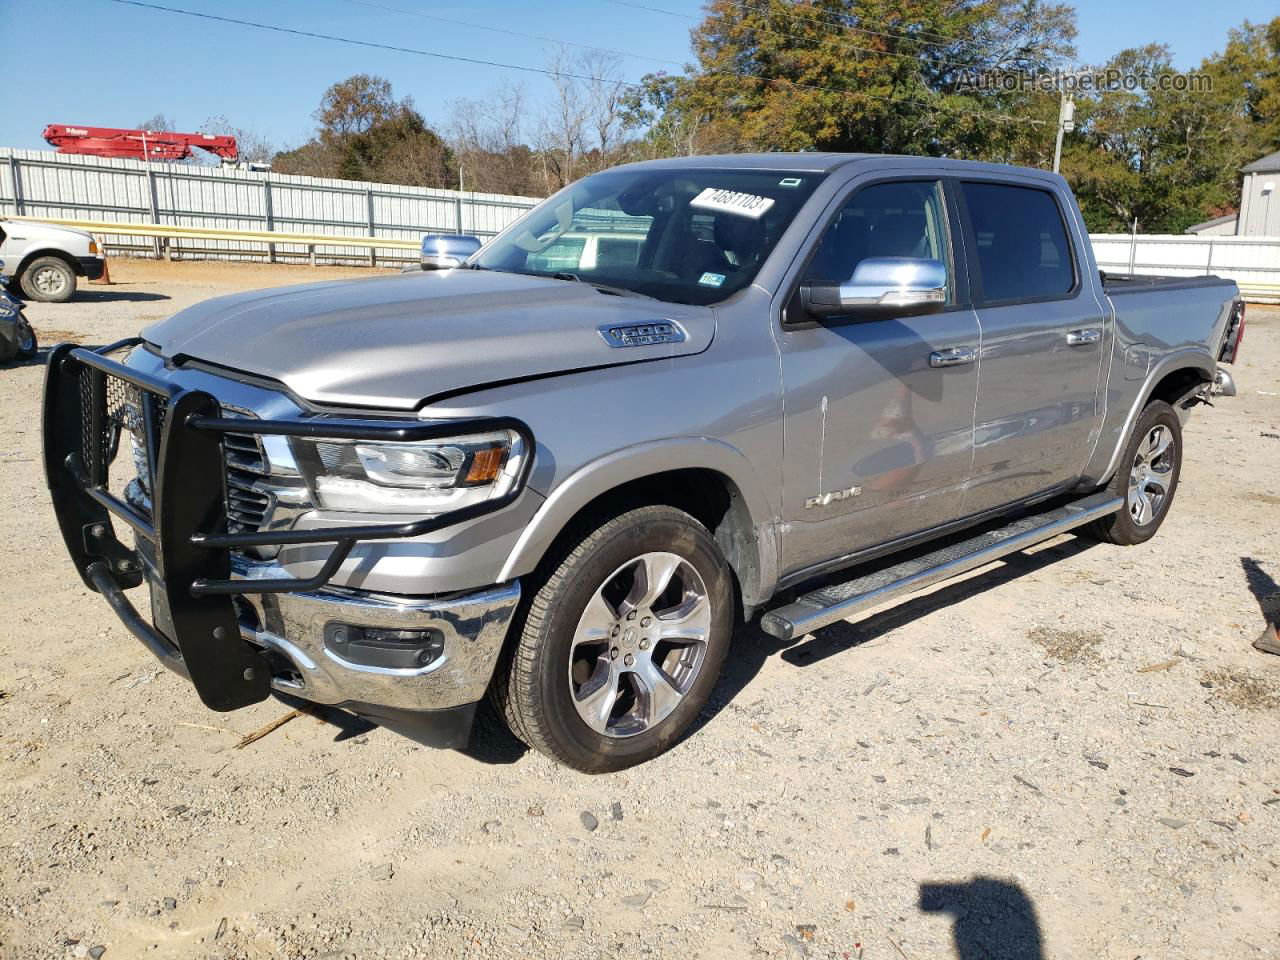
[1052,91,1075,174]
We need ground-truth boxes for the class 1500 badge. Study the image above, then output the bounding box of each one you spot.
[599,321,687,348]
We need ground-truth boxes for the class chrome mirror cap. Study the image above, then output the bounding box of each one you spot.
[802,257,948,320]
[419,234,483,271]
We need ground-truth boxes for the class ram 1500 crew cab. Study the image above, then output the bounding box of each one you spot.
[44,154,1245,771]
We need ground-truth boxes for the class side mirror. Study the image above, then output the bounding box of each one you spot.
[420,234,482,271]
[801,257,948,320]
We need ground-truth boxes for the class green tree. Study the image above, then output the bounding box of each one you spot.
[1202,17,1280,167]
[1064,23,1279,233]
[315,74,398,139]
[274,75,456,188]
[626,0,1075,161]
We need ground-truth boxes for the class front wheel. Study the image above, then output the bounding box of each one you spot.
[493,505,733,772]
[1088,400,1182,545]
[21,257,76,303]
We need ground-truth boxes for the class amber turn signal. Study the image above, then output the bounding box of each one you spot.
[464,446,506,485]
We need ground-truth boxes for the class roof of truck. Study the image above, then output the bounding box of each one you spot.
[615,152,1065,183]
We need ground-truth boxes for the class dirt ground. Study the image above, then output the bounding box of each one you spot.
[2,259,1278,960]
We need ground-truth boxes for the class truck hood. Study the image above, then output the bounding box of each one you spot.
[143,269,714,409]
[2,219,95,243]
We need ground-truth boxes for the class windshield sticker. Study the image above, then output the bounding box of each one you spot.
[698,272,726,287]
[690,187,775,220]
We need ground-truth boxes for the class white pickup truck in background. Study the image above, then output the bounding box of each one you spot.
[0,218,105,302]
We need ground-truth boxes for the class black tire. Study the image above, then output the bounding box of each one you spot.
[20,256,76,303]
[15,321,37,359]
[1087,399,1182,545]
[493,505,733,772]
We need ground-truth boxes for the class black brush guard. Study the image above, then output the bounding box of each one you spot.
[43,340,533,712]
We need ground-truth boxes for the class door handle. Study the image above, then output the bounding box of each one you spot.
[1066,328,1101,345]
[929,347,977,368]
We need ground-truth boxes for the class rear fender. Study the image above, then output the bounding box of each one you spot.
[1087,348,1214,486]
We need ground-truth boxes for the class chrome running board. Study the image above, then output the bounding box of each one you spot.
[760,492,1123,642]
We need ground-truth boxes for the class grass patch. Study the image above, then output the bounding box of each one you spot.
[1201,668,1280,711]
[1028,625,1103,663]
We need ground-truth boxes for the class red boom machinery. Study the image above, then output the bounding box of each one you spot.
[42,124,239,163]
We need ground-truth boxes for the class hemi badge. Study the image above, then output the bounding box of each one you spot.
[599,321,687,348]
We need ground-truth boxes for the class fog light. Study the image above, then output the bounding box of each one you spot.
[323,623,444,670]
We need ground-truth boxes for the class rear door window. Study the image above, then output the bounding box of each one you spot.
[527,236,587,272]
[595,236,642,269]
[960,182,1075,303]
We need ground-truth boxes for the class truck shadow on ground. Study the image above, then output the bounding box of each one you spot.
[7,353,50,369]
[300,534,1099,765]
[688,534,1099,739]
[920,877,1046,960]
[8,344,108,369]
[69,290,171,303]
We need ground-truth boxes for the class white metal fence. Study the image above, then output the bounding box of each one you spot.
[1090,233,1280,303]
[4,148,1278,299]
[0,148,540,266]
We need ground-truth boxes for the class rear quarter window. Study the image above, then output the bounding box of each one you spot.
[527,236,587,272]
[961,182,1075,303]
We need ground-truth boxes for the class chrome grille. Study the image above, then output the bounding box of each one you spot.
[223,432,274,534]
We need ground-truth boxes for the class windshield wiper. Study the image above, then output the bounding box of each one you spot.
[550,272,656,301]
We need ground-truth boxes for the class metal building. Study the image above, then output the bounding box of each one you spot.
[1237,151,1280,236]
[1186,150,1280,236]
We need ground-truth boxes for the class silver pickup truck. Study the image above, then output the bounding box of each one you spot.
[44,154,1245,771]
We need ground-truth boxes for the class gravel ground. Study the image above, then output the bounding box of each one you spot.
[2,259,1278,960]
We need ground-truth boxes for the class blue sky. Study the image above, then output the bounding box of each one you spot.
[2,0,1274,153]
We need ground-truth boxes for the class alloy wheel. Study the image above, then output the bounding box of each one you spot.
[1128,424,1175,526]
[568,551,711,738]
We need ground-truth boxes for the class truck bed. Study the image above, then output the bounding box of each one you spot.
[1101,272,1237,296]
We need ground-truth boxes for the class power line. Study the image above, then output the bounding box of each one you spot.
[340,0,984,77]
[751,1,1070,88]
[104,0,655,87]
[603,0,1048,76]
[102,0,1045,128]
[611,0,1016,52]
[745,1,1014,53]
[337,0,688,70]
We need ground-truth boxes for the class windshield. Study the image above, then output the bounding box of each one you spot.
[472,168,825,305]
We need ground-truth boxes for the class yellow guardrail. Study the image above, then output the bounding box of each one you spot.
[8,215,420,251]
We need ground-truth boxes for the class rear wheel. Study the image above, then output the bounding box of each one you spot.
[493,505,733,772]
[21,257,76,303]
[1088,400,1182,545]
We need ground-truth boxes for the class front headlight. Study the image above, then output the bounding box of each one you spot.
[289,429,524,515]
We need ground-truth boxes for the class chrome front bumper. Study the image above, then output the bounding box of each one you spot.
[234,557,521,712]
